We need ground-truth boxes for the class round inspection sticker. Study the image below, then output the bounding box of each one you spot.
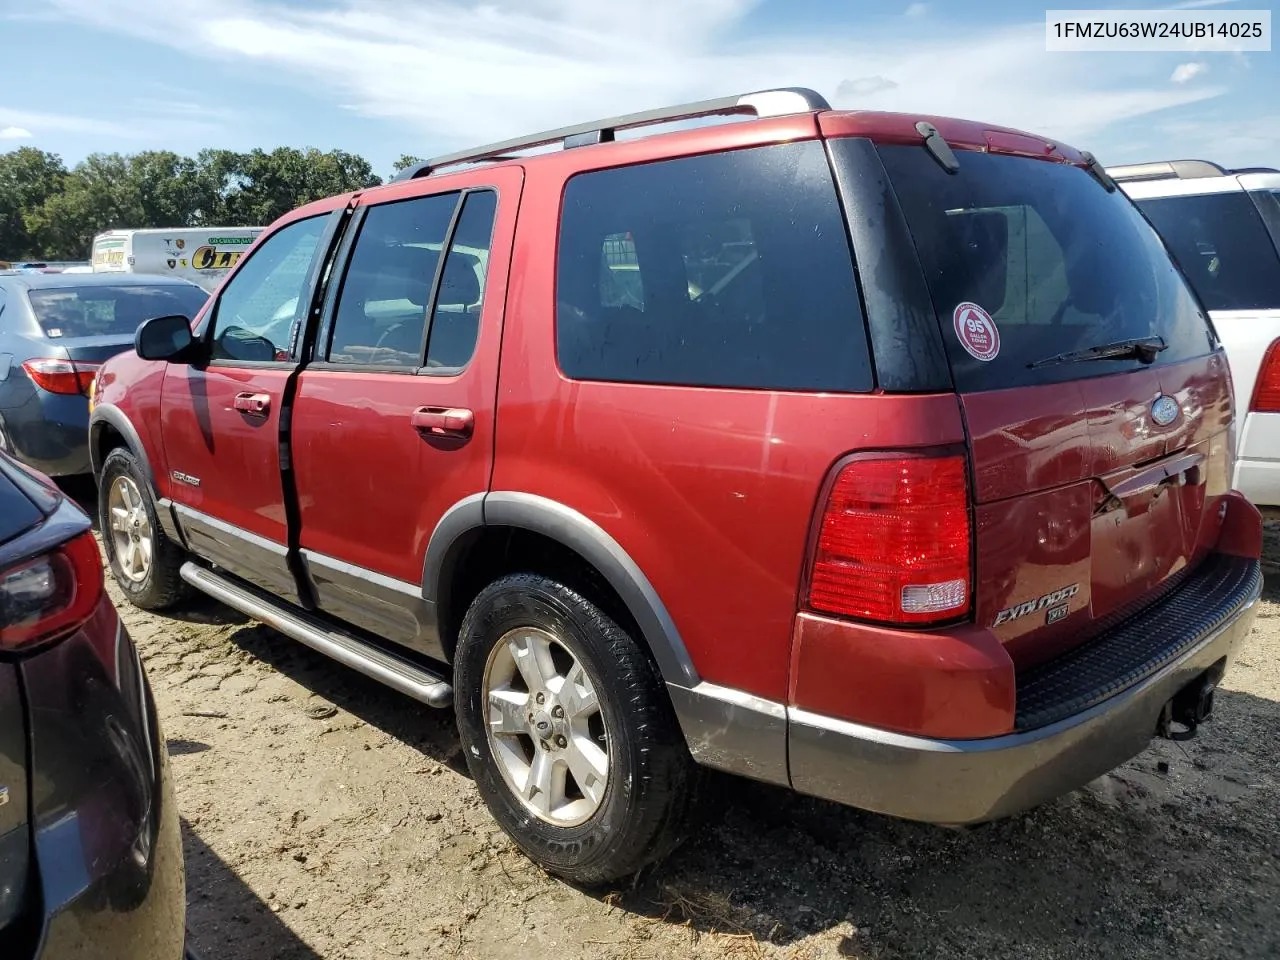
[953,301,1000,362]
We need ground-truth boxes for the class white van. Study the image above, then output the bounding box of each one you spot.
[91,227,265,292]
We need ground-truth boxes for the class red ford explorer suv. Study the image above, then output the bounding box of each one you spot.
[89,88,1262,883]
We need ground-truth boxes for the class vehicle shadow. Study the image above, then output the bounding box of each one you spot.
[183,819,325,960]
[216,608,1280,958]
[605,685,1280,959]
[55,475,97,518]
[223,621,467,773]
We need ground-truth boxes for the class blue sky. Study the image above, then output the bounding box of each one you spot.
[0,0,1276,179]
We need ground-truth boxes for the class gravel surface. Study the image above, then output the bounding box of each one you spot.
[92,501,1280,960]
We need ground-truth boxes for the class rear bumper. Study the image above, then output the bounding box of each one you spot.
[1233,456,1280,509]
[1233,410,1280,507]
[1,394,92,477]
[787,556,1262,824]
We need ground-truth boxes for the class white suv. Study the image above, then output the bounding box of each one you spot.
[1112,161,1280,509]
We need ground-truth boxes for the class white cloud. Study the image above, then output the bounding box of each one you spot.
[0,103,227,145]
[837,76,898,98]
[0,108,133,138]
[1170,62,1209,83]
[0,126,33,139]
[1150,115,1280,166]
[904,3,929,17]
[40,0,1226,154]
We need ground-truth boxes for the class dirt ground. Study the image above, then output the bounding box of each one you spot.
[87,489,1279,960]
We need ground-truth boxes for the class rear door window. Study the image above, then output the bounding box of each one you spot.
[426,190,498,370]
[556,141,873,392]
[1136,192,1280,312]
[879,146,1214,392]
[327,193,458,368]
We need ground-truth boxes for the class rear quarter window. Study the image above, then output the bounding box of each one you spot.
[1136,192,1280,312]
[555,141,873,392]
[879,146,1214,392]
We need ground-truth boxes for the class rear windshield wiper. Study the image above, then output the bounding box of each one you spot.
[1027,336,1167,369]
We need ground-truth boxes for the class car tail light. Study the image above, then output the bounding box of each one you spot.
[22,358,100,396]
[1250,339,1280,413]
[0,531,103,651]
[807,453,971,625]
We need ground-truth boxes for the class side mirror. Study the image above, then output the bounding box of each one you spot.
[135,314,195,362]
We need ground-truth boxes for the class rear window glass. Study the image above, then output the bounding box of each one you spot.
[1135,192,1280,312]
[556,141,873,392]
[28,284,209,338]
[879,146,1213,392]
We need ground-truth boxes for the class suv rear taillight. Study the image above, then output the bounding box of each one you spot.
[0,531,103,651]
[1250,339,1280,412]
[807,453,971,626]
[21,358,100,396]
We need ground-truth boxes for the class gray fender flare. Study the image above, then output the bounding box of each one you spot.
[422,491,700,688]
[89,404,183,544]
[89,404,159,493]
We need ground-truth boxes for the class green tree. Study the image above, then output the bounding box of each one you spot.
[392,154,425,175]
[0,147,67,260]
[226,147,382,224]
[25,153,145,259]
[7,144,385,260]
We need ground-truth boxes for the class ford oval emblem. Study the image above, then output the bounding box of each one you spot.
[1151,395,1180,427]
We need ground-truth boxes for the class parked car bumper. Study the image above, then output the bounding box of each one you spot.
[788,555,1262,825]
[0,393,92,477]
[1234,410,1280,508]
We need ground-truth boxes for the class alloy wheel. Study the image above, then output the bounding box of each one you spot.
[482,626,610,827]
[108,475,153,584]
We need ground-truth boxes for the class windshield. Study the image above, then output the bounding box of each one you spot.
[879,146,1214,391]
[28,283,209,339]
[1135,192,1280,312]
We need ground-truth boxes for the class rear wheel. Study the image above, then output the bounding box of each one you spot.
[99,448,190,610]
[454,573,702,885]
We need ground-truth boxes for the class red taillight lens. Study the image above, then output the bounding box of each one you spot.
[807,454,971,625]
[22,358,100,396]
[0,531,103,650]
[1250,339,1280,413]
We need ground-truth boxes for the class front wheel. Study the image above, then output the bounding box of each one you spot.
[98,448,190,610]
[454,573,702,885]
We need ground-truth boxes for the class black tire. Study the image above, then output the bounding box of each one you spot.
[454,573,702,885]
[98,447,190,610]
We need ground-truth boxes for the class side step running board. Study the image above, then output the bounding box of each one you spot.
[180,562,453,708]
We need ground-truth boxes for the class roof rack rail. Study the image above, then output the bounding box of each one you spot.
[1105,159,1227,183]
[392,87,830,182]
[1230,166,1280,175]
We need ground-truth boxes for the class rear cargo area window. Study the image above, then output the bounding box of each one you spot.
[879,146,1214,392]
[556,142,873,392]
[1136,192,1280,312]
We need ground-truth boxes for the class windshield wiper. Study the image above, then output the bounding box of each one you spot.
[1027,336,1167,369]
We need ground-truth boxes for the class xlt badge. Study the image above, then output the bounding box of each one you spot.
[994,584,1080,627]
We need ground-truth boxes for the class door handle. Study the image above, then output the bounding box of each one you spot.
[411,406,474,439]
[233,392,271,417]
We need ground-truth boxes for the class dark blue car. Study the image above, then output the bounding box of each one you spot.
[0,274,208,476]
